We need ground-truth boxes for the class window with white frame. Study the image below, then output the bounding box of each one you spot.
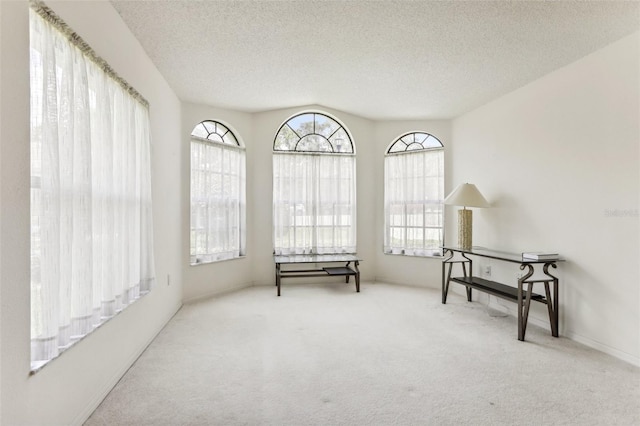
[29,3,155,371]
[384,132,444,257]
[273,112,356,255]
[190,120,246,264]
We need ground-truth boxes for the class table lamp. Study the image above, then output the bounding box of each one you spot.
[444,183,489,250]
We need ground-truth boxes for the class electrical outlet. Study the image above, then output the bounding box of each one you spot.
[484,265,492,277]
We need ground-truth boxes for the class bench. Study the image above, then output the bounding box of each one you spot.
[274,254,361,296]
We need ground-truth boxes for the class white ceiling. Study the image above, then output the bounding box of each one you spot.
[110,0,639,120]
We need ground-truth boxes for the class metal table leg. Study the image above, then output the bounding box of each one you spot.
[518,264,535,341]
[354,260,360,292]
[543,263,559,337]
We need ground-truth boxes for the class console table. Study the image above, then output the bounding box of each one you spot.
[442,246,563,341]
[274,254,361,296]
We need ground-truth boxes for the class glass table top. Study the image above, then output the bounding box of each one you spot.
[442,246,563,263]
[274,254,360,264]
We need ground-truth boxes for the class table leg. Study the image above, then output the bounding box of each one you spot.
[543,282,558,337]
[276,263,281,296]
[462,261,472,302]
[517,264,535,341]
[542,263,560,337]
[553,277,559,337]
[345,261,351,283]
[354,260,360,292]
[521,282,534,339]
[443,262,453,304]
[517,278,524,341]
[442,250,453,304]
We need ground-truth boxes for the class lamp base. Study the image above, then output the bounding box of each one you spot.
[458,209,472,250]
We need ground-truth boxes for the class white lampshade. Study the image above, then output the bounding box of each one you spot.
[444,183,489,208]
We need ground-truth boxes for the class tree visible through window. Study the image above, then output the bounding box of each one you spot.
[190,120,246,264]
[384,132,444,256]
[273,112,356,255]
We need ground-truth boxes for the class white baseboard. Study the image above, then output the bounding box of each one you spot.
[252,279,276,287]
[380,282,640,367]
[72,300,183,426]
[563,330,640,367]
[485,297,640,367]
[374,275,438,289]
[183,280,254,304]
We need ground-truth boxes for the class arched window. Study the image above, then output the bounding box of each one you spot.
[274,112,354,153]
[384,132,444,257]
[190,120,246,264]
[273,112,356,255]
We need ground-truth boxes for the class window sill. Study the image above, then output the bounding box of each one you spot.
[383,251,444,259]
[190,255,247,266]
[30,290,150,375]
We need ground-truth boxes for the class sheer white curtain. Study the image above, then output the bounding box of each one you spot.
[273,153,356,255]
[190,139,246,264]
[30,8,155,370]
[384,150,444,256]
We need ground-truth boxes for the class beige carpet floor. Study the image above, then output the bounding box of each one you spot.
[85,282,640,425]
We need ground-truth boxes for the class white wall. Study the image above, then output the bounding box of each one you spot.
[450,32,640,365]
[0,1,183,424]
[373,120,451,287]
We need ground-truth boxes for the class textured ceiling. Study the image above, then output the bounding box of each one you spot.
[110,0,639,120]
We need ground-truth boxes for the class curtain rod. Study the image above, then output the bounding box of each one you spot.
[30,0,150,109]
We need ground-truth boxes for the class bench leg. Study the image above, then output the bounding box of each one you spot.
[276,263,281,296]
[354,261,360,292]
